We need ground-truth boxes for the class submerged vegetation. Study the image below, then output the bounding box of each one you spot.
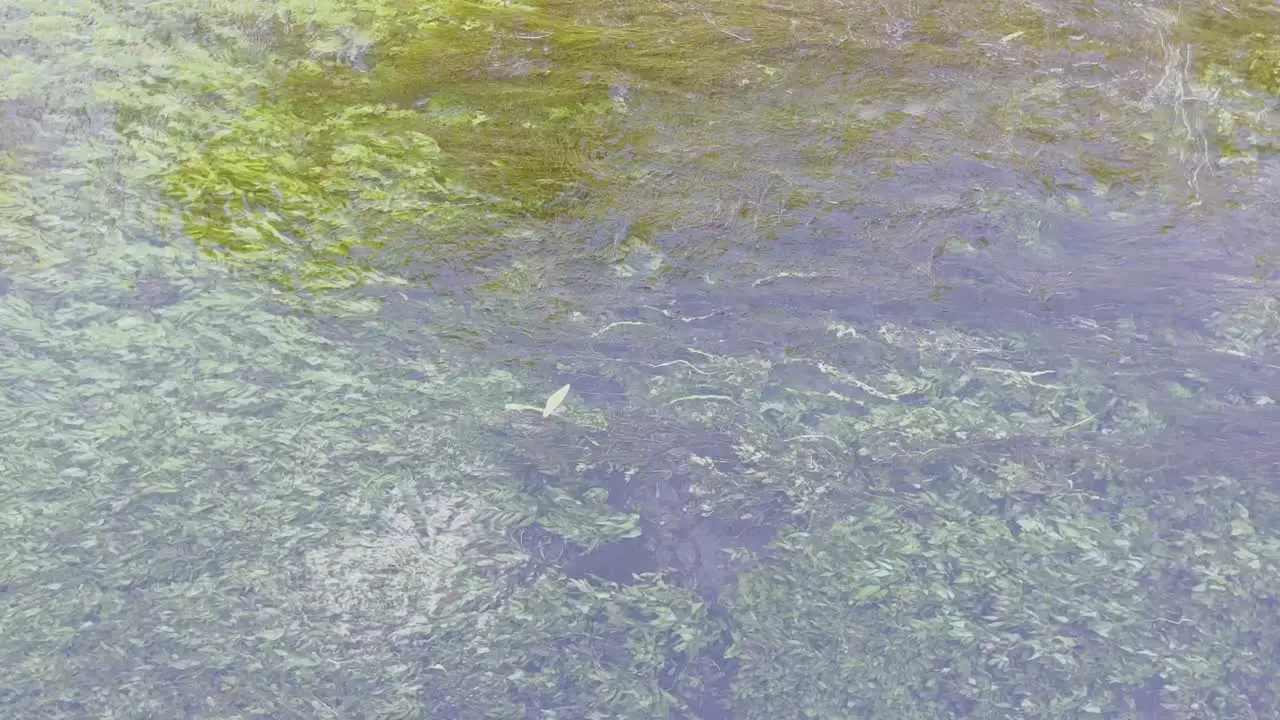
[3,0,1280,718]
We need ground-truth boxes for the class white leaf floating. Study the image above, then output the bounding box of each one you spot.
[542,383,572,418]
[503,403,543,413]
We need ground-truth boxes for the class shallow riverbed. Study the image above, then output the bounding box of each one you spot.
[3,0,1279,717]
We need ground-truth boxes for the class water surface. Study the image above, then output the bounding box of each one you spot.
[3,0,1280,717]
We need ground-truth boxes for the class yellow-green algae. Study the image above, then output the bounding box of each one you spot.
[160,0,865,287]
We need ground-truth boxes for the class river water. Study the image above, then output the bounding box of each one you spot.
[2,0,1279,718]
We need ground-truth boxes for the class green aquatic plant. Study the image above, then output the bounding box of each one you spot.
[539,486,642,551]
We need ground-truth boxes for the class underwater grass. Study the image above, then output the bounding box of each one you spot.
[4,0,1280,718]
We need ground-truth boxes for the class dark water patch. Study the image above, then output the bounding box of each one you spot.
[562,534,658,585]
[1144,406,1280,481]
[551,369,627,405]
[598,462,774,720]
[616,457,777,601]
[521,450,768,719]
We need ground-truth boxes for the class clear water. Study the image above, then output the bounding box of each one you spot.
[3,0,1279,718]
